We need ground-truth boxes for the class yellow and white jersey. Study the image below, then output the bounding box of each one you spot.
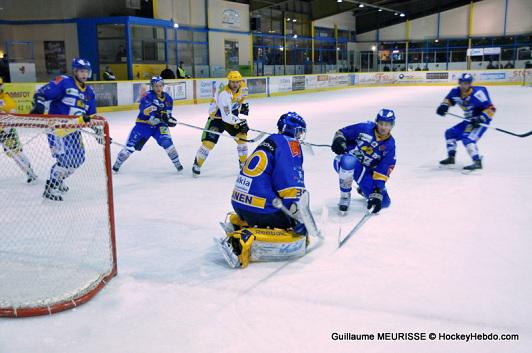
[208,82,248,124]
[0,91,17,114]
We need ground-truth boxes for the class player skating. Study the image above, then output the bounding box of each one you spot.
[192,71,249,177]
[216,112,315,268]
[436,73,496,171]
[112,76,182,173]
[331,109,397,213]
[0,78,37,183]
[31,58,101,201]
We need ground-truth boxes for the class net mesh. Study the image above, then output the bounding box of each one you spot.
[0,114,116,316]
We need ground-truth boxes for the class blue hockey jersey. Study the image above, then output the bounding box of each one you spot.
[36,75,96,137]
[37,75,96,117]
[136,90,173,125]
[231,134,305,214]
[444,85,496,122]
[339,121,396,190]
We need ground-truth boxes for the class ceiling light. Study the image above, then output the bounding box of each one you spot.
[337,0,343,2]
[287,18,291,21]
[399,13,405,17]
[371,45,376,51]
[394,12,398,16]
[293,34,298,39]
[434,39,439,43]
[293,19,297,22]
[359,3,364,7]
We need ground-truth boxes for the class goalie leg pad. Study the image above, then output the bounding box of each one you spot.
[226,228,307,267]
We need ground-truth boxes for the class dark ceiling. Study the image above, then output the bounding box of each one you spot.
[232,0,483,34]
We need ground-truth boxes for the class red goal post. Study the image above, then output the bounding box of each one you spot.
[0,113,117,317]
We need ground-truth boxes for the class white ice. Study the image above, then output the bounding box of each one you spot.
[1,86,532,353]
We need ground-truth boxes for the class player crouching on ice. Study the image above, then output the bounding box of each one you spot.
[216,112,317,269]
[112,76,182,173]
[436,73,495,171]
[331,109,397,213]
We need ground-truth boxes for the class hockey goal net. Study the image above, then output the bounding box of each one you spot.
[524,68,532,86]
[0,114,117,317]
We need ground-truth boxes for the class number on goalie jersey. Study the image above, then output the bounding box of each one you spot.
[31,58,97,201]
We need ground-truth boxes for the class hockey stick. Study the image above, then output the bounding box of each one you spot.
[249,127,331,148]
[80,128,127,148]
[177,121,266,143]
[445,112,532,138]
[272,195,323,239]
[338,208,375,248]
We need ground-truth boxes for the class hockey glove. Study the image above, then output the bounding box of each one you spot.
[160,111,177,127]
[92,126,105,145]
[149,112,163,125]
[367,188,383,214]
[236,119,249,133]
[436,103,449,116]
[30,94,46,115]
[240,103,250,116]
[470,115,487,129]
[331,136,347,155]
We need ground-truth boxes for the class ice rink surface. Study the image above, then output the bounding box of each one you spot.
[1,85,532,353]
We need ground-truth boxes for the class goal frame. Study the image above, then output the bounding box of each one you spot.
[0,113,118,318]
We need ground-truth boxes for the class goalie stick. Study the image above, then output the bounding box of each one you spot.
[445,112,532,138]
[177,121,266,143]
[272,190,322,239]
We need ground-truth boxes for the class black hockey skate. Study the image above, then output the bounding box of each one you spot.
[43,180,63,201]
[463,159,482,171]
[439,156,455,165]
[192,160,201,177]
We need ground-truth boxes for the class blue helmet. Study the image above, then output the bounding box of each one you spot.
[458,73,473,84]
[277,112,306,140]
[376,109,396,126]
[72,58,92,75]
[150,75,164,87]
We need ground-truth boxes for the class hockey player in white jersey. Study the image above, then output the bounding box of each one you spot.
[191,71,249,176]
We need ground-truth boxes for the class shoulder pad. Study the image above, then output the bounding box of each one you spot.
[258,136,277,153]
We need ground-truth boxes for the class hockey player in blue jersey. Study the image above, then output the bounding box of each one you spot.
[331,109,397,213]
[216,112,310,268]
[436,73,496,171]
[31,58,100,201]
[112,76,183,173]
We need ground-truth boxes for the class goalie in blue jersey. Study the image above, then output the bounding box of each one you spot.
[331,109,397,213]
[436,73,496,171]
[216,112,311,269]
[112,76,183,173]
